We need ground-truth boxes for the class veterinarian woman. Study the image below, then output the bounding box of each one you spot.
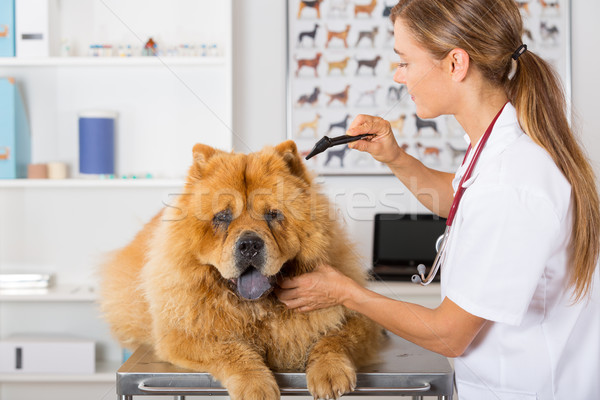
[276,0,600,398]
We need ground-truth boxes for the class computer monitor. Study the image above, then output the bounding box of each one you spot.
[372,213,446,281]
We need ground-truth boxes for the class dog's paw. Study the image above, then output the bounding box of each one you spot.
[306,354,356,400]
[226,372,280,400]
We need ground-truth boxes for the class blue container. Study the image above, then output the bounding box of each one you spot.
[0,0,15,57]
[78,111,117,175]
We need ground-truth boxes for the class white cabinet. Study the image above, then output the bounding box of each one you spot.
[0,1,232,399]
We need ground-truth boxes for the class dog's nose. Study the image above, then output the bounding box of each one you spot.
[236,232,264,259]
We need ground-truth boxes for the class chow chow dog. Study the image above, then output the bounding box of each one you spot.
[100,141,383,400]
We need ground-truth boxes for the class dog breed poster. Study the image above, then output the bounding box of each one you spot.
[286,0,570,175]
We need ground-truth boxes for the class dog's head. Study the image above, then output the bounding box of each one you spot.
[171,141,330,301]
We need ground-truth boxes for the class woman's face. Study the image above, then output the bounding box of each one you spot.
[392,19,452,119]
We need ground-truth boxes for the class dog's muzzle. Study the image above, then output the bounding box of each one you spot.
[236,231,265,264]
[232,232,273,300]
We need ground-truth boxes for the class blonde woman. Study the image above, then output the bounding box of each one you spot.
[276,0,600,398]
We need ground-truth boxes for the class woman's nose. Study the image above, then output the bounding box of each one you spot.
[393,68,406,85]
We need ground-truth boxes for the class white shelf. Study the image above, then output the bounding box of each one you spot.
[0,179,186,188]
[0,285,98,302]
[0,282,438,302]
[0,360,120,383]
[0,56,226,67]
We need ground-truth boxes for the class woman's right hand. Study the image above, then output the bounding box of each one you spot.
[346,114,404,165]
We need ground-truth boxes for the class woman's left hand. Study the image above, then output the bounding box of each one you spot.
[275,264,354,312]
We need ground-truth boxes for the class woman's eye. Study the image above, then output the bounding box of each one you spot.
[397,62,408,69]
[264,210,283,223]
[212,209,233,228]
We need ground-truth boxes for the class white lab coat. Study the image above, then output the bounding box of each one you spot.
[441,103,600,399]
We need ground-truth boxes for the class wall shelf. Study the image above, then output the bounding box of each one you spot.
[0,179,186,188]
[0,56,225,67]
[0,285,98,302]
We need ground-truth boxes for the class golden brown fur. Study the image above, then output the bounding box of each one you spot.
[100,141,383,400]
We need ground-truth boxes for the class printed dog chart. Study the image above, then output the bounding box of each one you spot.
[286,0,570,175]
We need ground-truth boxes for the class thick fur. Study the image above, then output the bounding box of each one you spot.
[100,141,383,400]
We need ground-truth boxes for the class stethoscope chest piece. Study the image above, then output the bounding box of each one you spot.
[412,226,450,285]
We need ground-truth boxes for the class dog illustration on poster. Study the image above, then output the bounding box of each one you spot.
[297,113,322,137]
[296,87,321,107]
[298,0,324,18]
[325,85,351,106]
[298,24,320,47]
[326,57,351,75]
[295,53,322,77]
[354,0,378,17]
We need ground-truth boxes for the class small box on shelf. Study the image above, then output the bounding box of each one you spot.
[14,0,59,57]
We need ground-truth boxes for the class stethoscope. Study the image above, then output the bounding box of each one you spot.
[412,104,507,285]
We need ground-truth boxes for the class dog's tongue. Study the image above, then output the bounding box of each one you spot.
[237,267,273,300]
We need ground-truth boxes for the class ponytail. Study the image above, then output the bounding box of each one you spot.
[506,52,600,302]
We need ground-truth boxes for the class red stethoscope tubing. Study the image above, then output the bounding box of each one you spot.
[446,103,507,226]
[412,102,508,285]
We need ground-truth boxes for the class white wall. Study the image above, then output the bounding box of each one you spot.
[571,1,600,173]
[232,0,600,264]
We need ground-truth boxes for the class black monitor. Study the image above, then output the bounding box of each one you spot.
[372,213,446,281]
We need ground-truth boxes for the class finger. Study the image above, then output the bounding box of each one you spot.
[348,136,374,152]
[347,114,385,136]
[274,287,299,301]
[346,114,368,135]
[277,277,302,289]
[346,114,377,135]
[280,297,307,310]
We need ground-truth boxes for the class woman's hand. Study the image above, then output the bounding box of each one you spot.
[275,264,357,312]
[346,114,404,165]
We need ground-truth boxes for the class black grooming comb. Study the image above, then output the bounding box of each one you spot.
[305,133,374,160]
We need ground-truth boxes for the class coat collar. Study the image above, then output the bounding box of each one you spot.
[452,103,523,191]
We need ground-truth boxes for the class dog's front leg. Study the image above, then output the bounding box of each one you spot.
[154,330,279,400]
[306,337,356,399]
[306,313,382,400]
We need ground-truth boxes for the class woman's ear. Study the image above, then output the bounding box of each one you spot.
[447,48,470,82]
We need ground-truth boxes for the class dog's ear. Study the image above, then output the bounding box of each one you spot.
[274,140,311,183]
[193,143,218,164]
[190,143,221,179]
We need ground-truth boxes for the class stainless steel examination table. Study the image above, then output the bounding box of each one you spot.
[116,334,454,399]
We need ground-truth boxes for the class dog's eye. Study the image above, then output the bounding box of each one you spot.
[264,209,284,223]
[213,209,233,229]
